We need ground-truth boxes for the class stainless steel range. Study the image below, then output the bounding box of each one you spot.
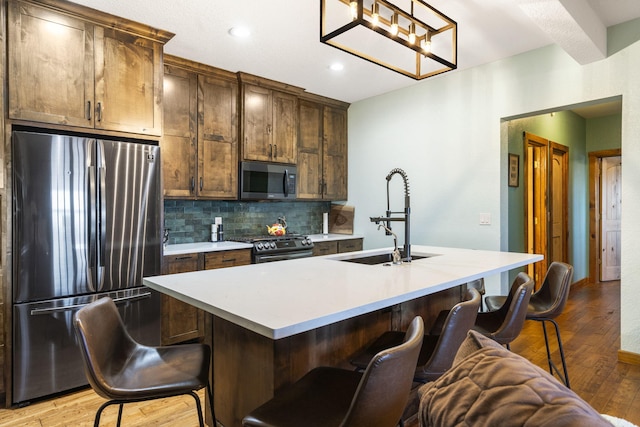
[230,234,314,263]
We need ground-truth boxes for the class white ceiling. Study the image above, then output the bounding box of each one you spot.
[72,0,640,105]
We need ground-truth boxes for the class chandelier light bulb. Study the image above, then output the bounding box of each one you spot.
[390,14,399,36]
[350,1,358,19]
[408,23,416,44]
[422,37,432,53]
[371,3,379,26]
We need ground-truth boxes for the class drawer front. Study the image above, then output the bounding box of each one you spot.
[205,249,252,269]
[312,241,338,256]
[338,239,363,253]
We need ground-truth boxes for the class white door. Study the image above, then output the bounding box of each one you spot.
[600,156,622,281]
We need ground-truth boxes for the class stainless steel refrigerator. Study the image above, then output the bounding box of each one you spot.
[11,130,162,404]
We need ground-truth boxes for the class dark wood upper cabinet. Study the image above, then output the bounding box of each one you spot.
[8,0,172,136]
[297,96,349,200]
[239,73,303,165]
[162,56,238,199]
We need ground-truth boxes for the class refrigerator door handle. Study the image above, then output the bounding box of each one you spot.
[29,292,152,315]
[97,141,107,289]
[88,150,97,292]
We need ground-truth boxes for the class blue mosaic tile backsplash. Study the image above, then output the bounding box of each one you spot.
[164,200,332,244]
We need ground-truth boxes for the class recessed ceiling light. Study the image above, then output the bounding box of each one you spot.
[329,63,344,71]
[228,26,251,38]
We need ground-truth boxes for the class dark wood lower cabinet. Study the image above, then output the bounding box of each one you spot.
[312,238,363,256]
[161,249,251,345]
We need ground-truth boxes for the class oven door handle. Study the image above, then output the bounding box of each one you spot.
[255,250,313,263]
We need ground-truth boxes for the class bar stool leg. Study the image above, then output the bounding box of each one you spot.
[540,319,570,389]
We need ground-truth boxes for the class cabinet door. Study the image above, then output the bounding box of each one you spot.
[242,84,272,161]
[161,253,204,345]
[338,238,363,253]
[312,241,338,256]
[272,91,298,164]
[204,249,251,269]
[94,26,163,136]
[323,106,348,200]
[162,65,197,198]
[297,100,323,199]
[8,1,95,128]
[198,75,238,199]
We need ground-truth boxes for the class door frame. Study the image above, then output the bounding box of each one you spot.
[589,149,622,283]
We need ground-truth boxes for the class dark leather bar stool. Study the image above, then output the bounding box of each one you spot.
[350,288,481,383]
[431,273,534,350]
[242,316,424,427]
[466,278,485,311]
[472,272,534,349]
[74,297,213,427]
[485,262,574,387]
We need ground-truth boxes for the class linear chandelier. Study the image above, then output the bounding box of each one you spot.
[320,0,457,80]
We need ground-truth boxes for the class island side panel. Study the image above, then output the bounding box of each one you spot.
[214,317,275,427]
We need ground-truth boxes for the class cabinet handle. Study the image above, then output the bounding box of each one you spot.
[86,101,92,120]
[174,255,195,261]
[200,177,203,191]
[190,177,195,193]
[269,144,273,159]
[96,102,102,122]
[274,144,277,158]
[222,258,236,263]
[266,124,272,135]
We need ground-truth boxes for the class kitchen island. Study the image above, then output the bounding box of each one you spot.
[144,245,542,427]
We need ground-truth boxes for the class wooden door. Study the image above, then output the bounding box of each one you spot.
[550,143,569,263]
[271,91,298,164]
[242,84,272,161]
[297,99,323,199]
[161,253,204,345]
[161,64,197,198]
[323,105,348,200]
[8,1,95,128]
[524,132,569,285]
[198,74,238,198]
[95,26,163,136]
[525,137,548,285]
[600,156,622,281]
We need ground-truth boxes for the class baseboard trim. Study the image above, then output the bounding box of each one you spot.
[618,350,640,366]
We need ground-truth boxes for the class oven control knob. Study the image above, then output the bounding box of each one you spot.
[270,242,276,249]
[301,239,308,246]
[256,243,264,251]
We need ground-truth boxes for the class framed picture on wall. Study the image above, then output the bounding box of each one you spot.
[508,154,519,187]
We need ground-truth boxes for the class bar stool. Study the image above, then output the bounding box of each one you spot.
[485,262,573,387]
[242,316,424,427]
[466,278,485,311]
[74,297,213,427]
[472,272,534,349]
[431,273,534,350]
[350,288,481,383]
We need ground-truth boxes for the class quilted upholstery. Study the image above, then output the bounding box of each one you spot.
[418,331,612,427]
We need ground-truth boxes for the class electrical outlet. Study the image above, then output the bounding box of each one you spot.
[479,213,491,225]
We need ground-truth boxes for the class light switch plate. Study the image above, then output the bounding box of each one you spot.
[479,213,491,225]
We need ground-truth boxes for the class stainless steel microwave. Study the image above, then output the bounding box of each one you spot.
[240,161,297,200]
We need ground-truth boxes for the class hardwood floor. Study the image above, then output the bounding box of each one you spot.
[512,279,640,425]
[0,280,638,426]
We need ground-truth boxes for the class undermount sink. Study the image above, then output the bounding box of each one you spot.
[338,252,434,265]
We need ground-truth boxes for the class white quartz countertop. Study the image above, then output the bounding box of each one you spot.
[307,233,364,242]
[163,241,253,256]
[144,245,542,340]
